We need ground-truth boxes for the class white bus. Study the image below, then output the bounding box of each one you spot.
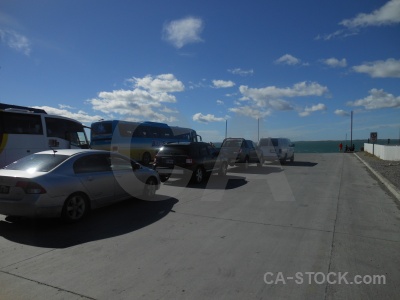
[90,120,202,165]
[0,103,90,167]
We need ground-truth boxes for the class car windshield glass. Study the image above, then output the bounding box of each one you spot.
[159,146,190,156]
[222,140,242,147]
[271,139,279,146]
[3,154,69,172]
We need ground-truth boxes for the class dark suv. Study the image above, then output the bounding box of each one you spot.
[220,138,263,168]
[153,142,228,183]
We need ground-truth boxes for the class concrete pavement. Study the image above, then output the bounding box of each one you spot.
[0,153,399,299]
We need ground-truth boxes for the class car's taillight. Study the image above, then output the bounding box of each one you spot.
[16,181,47,194]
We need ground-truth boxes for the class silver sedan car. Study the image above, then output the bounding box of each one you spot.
[0,149,160,222]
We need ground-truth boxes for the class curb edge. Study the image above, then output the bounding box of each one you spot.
[353,152,400,202]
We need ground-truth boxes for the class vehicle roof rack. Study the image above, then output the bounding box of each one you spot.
[0,103,47,114]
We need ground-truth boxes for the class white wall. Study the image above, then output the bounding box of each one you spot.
[364,143,400,161]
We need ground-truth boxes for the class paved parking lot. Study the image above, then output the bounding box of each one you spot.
[1,153,399,299]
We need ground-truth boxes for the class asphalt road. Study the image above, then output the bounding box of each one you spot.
[0,153,399,300]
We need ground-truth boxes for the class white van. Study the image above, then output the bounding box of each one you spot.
[258,138,295,164]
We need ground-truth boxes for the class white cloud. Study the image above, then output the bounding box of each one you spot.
[239,81,328,102]
[188,79,207,89]
[0,29,31,55]
[87,74,184,122]
[216,100,224,105]
[299,103,327,117]
[230,81,328,119]
[59,104,75,110]
[334,109,350,117]
[228,68,254,76]
[129,74,184,93]
[192,113,226,123]
[318,0,400,40]
[274,54,301,66]
[228,106,272,119]
[347,88,400,109]
[212,80,235,88]
[315,29,358,41]
[352,58,400,78]
[340,0,400,28]
[322,57,347,68]
[268,99,293,111]
[163,16,204,48]
[33,106,103,124]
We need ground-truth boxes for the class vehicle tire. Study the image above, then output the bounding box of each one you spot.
[160,175,169,182]
[192,167,204,183]
[290,154,294,163]
[143,177,157,199]
[257,157,264,167]
[219,162,228,176]
[142,152,151,165]
[280,155,287,165]
[242,157,249,169]
[61,193,89,223]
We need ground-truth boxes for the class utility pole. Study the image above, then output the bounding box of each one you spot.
[350,111,353,147]
[225,119,227,139]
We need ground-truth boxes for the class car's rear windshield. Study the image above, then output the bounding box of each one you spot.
[259,139,279,146]
[3,154,69,172]
[158,145,191,156]
[221,139,242,147]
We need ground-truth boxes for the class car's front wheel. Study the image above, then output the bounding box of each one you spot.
[242,157,249,169]
[257,157,264,167]
[192,167,204,183]
[62,193,89,223]
[219,162,228,176]
[143,177,157,199]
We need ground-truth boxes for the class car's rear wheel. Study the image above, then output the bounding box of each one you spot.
[192,167,204,183]
[219,162,228,176]
[143,177,157,199]
[62,193,89,223]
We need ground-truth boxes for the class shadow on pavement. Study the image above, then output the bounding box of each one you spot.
[162,174,248,190]
[0,196,178,249]
[227,165,285,174]
[264,161,318,167]
[284,161,318,167]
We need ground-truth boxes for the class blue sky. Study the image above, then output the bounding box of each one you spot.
[1,0,399,142]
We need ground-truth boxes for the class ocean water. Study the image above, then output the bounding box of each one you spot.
[293,139,399,153]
